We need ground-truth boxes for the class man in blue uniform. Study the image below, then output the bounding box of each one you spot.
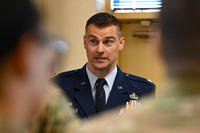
[55,13,155,119]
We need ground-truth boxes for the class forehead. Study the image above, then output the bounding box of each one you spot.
[85,24,119,38]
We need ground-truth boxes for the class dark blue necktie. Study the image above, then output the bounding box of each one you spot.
[95,78,107,113]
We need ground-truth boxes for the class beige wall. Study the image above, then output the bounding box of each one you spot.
[40,0,96,73]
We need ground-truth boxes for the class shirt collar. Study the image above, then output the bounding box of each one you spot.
[104,66,117,89]
[86,65,118,90]
[86,66,98,90]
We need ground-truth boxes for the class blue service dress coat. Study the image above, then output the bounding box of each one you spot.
[55,65,155,119]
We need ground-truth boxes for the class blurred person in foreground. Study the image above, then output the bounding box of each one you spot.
[79,0,200,132]
[0,0,78,132]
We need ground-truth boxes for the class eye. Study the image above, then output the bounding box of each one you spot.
[103,39,115,46]
[89,39,99,46]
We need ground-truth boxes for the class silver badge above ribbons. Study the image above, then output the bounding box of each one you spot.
[129,92,139,100]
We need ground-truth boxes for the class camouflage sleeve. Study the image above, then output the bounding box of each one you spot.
[33,84,79,133]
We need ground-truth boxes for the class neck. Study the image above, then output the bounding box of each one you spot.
[87,63,116,78]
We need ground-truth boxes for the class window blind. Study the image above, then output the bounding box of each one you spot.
[111,0,162,13]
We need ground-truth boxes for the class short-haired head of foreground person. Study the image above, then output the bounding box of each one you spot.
[78,0,200,132]
[0,0,79,132]
[55,12,156,119]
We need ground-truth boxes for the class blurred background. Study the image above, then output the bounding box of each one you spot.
[34,0,165,95]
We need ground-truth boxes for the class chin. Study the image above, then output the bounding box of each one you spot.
[93,63,110,70]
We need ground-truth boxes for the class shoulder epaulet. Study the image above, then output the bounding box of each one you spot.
[124,73,154,86]
[56,69,79,79]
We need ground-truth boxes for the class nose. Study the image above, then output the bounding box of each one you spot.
[97,42,104,53]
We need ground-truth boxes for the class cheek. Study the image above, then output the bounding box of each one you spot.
[40,50,54,77]
[86,46,95,58]
[108,46,120,59]
[31,49,52,80]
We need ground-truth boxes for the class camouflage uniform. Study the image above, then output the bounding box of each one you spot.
[79,79,200,133]
[32,84,79,133]
[0,84,80,133]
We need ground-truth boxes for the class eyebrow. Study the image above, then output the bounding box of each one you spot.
[104,36,115,40]
[88,35,115,40]
[88,35,98,39]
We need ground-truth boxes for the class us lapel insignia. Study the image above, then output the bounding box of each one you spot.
[117,86,123,90]
[80,81,86,85]
[129,92,139,100]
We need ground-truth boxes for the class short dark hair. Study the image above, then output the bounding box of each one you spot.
[85,12,121,31]
[0,0,40,61]
[160,0,200,75]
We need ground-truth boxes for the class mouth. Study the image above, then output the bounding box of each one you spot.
[94,57,108,62]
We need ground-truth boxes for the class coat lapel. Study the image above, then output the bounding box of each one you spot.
[74,66,96,117]
[105,67,130,110]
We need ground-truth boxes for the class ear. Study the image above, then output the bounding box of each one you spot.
[13,34,37,76]
[83,35,87,49]
[119,36,125,51]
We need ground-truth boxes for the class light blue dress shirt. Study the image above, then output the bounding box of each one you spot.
[86,65,117,103]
